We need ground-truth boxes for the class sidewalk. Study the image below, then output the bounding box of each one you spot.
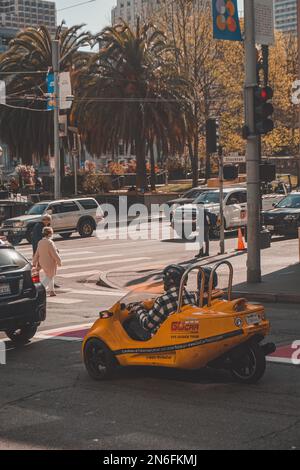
[97,237,300,304]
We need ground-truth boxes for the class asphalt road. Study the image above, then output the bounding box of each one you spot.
[0,228,299,450]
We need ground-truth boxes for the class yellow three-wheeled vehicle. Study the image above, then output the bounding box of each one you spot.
[82,261,275,384]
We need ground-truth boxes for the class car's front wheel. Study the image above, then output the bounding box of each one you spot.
[78,219,95,238]
[7,235,23,246]
[83,338,117,380]
[5,324,38,345]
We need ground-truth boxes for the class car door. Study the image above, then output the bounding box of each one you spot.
[225,191,246,228]
[47,203,64,231]
[58,201,81,230]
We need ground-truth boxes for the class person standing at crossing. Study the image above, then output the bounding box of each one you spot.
[33,227,62,297]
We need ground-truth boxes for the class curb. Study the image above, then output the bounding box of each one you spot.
[232,291,300,305]
[97,271,300,305]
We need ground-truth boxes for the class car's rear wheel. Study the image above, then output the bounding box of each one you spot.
[78,219,94,238]
[230,342,266,384]
[5,324,38,345]
[84,338,117,380]
[59,232,72,240]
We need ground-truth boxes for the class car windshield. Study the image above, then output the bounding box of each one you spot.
[194,191,225,204]
[276,194,300,209]
[27,203,49,215]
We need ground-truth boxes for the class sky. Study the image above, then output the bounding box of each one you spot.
[57,0,244,33]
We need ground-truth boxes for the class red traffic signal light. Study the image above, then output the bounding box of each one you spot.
[254,86,274,135]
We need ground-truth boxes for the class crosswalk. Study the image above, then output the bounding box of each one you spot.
[16,238,159,306]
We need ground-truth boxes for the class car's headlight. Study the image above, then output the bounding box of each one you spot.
[13,221,24,228]
[284,215,299,221]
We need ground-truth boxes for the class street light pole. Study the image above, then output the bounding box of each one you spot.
[244,0,261,283]
[52,39,61,199]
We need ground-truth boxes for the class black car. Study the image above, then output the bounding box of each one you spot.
[262,192,300,238]
[0,243,46,344]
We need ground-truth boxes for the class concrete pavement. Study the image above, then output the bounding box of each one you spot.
[0,227,300,450]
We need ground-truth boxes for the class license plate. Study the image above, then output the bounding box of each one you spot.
[0,283,11,296]
[266,225,274,231]
[246,313,261,325]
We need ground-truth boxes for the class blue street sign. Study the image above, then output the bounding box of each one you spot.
[212,0,242,42]
[47,73,55,110]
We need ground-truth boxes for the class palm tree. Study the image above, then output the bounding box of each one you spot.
[0,23,91,164]
[73,20,192,191]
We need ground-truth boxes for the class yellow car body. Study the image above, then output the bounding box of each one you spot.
[83,297,269,370]
[82,261,275,383]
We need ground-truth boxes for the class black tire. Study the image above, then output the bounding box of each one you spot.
[7,235,23,246]
[230,342,266,384]
[5,324,38,345]
[59,232,72,240]
[84,338,117,380]
[78,219,94,238]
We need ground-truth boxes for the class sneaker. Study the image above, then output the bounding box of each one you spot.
[49,291,57,297]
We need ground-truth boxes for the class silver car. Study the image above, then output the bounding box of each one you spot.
[0,198,104,245]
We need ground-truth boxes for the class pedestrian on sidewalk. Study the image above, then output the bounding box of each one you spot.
[32,214,52,255]
[33,227,62,297]
[196,210,217,258]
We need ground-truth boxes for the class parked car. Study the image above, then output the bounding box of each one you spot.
[172,187,286,239]
[0,243,46,344]
[165,187,209,222]
[262,192,300,238]
[0,198,104,245]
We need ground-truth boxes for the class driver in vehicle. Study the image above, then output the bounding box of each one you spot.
[124,264,197,341]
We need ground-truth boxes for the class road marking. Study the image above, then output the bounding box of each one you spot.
[57,256,151,271]
[65,288,126,297]
[58,270,101,279]
[62,254,121,264]
[47,297,84,304]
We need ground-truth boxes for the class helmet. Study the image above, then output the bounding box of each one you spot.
[162,264,186,290]
[198,267,218,292]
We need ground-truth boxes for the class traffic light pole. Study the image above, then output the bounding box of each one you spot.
[52,39,61,200]
[244,0,261,283]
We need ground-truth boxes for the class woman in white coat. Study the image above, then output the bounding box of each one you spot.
[33,226,62,296]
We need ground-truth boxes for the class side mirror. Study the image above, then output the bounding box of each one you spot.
[272,202,276,207]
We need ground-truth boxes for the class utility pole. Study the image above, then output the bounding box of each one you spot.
[52,39,61,199]
[218,146,225,255]
[244,0,261,283]
[297,0,300,187]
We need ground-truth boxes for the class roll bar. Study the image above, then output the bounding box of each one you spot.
[207,260,233,307]
[176,265,206,313]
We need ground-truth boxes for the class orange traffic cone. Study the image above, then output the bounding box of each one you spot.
[237,228,246,251]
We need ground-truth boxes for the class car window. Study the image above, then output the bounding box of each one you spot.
[0,249,28,270]
[59,202,80,213]
[195,191,224,204]
[27,203,48,215]
[227,192,246,205]
[48,204,61,215]
[78,199,98,210]
[277,194,300,209]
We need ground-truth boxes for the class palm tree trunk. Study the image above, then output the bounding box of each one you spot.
[149,140,156,191]
[135,133,148,191]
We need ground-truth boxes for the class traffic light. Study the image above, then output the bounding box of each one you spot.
[254,86,274,135]
[206,118,219,154]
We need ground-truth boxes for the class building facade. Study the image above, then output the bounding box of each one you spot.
[111,0,161,28]
[0,1,57,42]
[274,0,297,33]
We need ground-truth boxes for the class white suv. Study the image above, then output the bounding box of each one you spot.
[0,198,103,245]
[172,187,285,238]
